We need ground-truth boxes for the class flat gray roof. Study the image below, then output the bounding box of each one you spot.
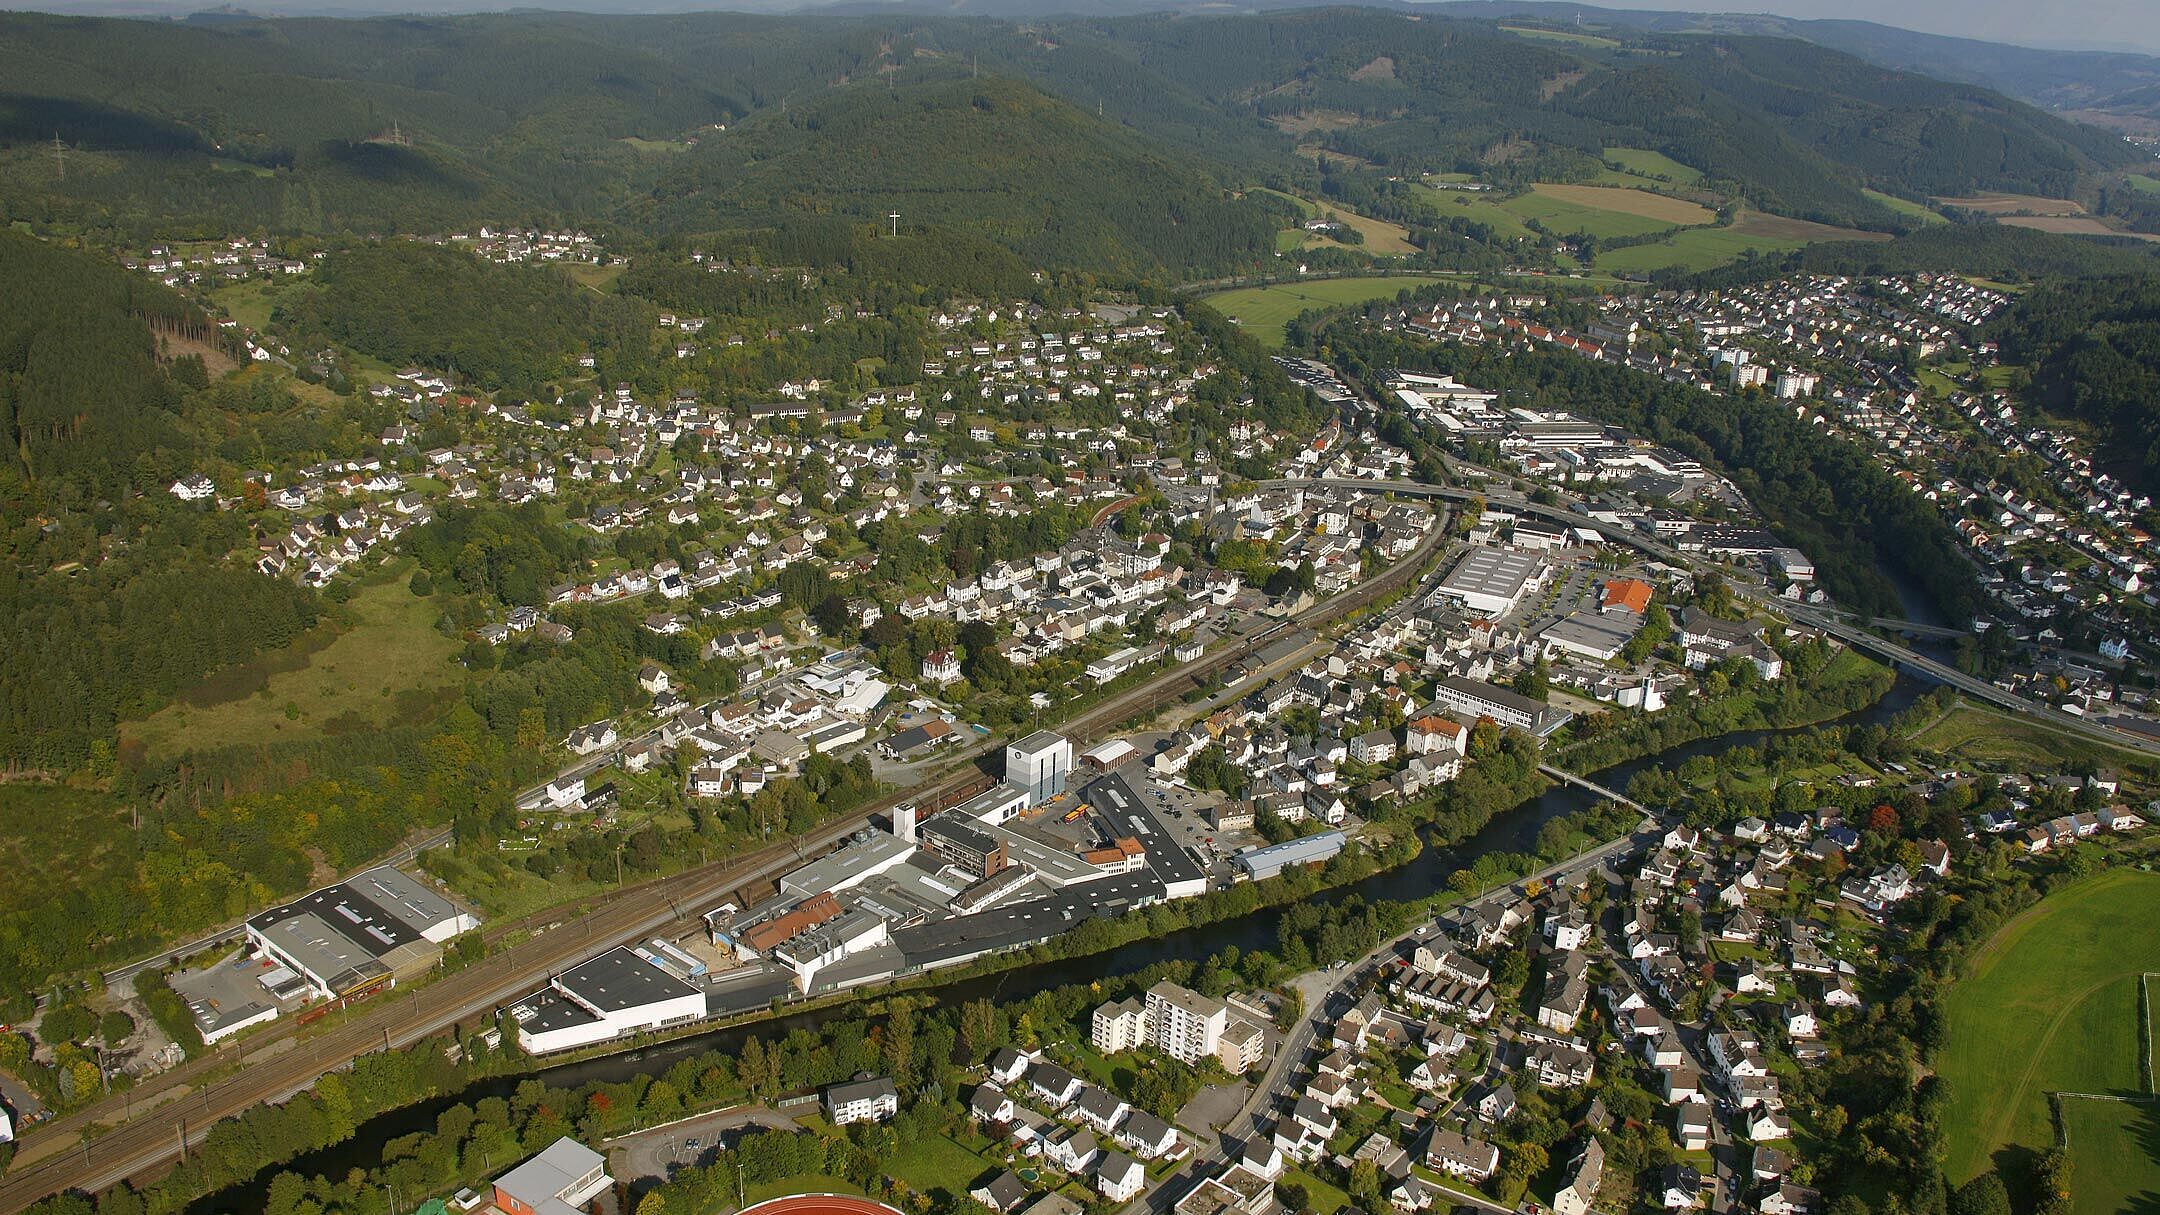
[1439,547,1543,601]
[557,946,699,1013]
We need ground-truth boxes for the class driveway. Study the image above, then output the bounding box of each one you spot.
[609,1104,803,1186]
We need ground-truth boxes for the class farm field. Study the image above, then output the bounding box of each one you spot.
[1254,187,1418,255]
[1600,147,1703,186]
[1497,22,1618,47]
[1594,210,1884,273]
[2128,174,2160,195]
[1937,869,2160,1185]
[1999,215,2160,242]
[1513,183,1715,236]
[1936,192,2085,215]
[1203,275,1454,346]
[2059,1100,2160,1215]
[121,562,463,762]
[1411,181,1712,243]
[1864,189,1946,223]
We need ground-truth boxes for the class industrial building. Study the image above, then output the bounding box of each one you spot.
[1006,730,1075,803]
[508,946,707,1054]
[243,867,480,1002]
[1231,831,1347,882]
[1435,546,1547,617]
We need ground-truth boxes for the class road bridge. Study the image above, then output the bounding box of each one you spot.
[1263,476,2160,760]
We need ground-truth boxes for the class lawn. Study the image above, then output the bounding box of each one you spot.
[2058,1098,2160,1215]
[884,1129,1002,1199]
[122,562,463,761]
[741,1175,867,1206]
[1202,275,1456,346]
[1285,1167,1352,1215]
[1600,147,1704,186]
[1938,868,2160,1184]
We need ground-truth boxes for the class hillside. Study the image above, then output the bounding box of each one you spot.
[0,7,2145,273]
[1993,276,2160,492]
[633,74,1285,277]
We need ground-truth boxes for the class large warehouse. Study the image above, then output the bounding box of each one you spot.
[1436,546,1547,617]
[508,946,708,1054]
[243,867,480,1002]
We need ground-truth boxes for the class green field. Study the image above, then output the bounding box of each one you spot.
[1413,187,1539,241]
[884,1129,1002,1198]
[1939,869,2160,1184]
[2125,174,2160,195]
[2059,1099,2160,1215]
[1865,188,1947,224]
[1600,147,1704,186]
[122,563,462,761]
[1595,225,1810,273]
[1203,275,1455,346]
[210,278,286,332]
[1509,184,1712,238]
[1909,701,2153,776]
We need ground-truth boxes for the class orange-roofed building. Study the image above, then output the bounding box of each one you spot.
[1602,579,1653,615]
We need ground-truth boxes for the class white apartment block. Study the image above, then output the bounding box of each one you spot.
[1145,981,1229,1066]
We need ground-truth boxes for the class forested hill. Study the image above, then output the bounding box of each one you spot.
[0,7,2142,273]
[0,230,321,772]
[633,75,1283,277]
[1993,278,2160,493]
[0,227,207,496]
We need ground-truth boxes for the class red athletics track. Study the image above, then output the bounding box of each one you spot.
[740,1196,908,1215]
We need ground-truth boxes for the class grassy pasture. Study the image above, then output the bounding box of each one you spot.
[1937,869,2160,1184]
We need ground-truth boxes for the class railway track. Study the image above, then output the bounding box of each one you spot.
[0,516,1447,1214]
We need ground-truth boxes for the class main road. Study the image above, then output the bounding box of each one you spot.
[0,513,1452,1215]
[1265,475,2160,760]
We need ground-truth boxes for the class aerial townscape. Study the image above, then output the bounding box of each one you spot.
[8,4,2160,1215]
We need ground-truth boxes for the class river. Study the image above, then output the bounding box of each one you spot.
[186,670,1929,1213]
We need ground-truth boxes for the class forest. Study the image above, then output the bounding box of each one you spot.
[274,243,657,397]
[0,7,2143,275]
[1991,276,2160,492]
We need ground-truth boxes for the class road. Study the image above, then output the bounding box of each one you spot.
[0,507,1451,1215]
[1265,475,2160,760]
[99,827,454,986]
[1116,820,1649,1215]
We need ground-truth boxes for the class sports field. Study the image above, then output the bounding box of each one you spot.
[1938,869,2160,1185]
[1203,275,1455,346]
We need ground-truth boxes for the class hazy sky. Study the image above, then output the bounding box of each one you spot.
[1586,0,2160,54]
